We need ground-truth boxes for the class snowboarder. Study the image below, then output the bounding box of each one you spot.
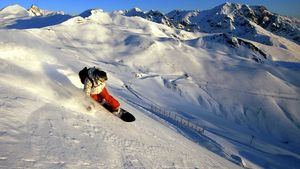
[81,67,121,116]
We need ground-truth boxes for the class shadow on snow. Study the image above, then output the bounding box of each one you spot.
[6,14,73,29]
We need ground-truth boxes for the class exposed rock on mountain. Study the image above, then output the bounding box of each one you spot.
[122,3,300,45]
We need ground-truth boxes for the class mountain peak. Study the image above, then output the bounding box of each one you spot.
[0,4,29,19]
[79,8,112,24]
[27,4,65,16]
[0,4,28,14]
[213,2,244,15]
[28,5,43,16]
[79,9,104,18]
[131,7,142,12]
[125,7,145,17]
[127,7,143,14]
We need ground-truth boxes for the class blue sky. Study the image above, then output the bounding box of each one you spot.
[0,0,299,18]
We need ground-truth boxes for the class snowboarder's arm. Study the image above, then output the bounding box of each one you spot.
[83,79,96,111]
[83,78,93,95]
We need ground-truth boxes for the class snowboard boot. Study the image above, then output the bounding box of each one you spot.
[102,103,122,117]
[112,108,123,117]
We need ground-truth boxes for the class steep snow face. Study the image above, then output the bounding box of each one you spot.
[247,5,300,43]
[166,10,201,30]
[1,4,300,169]
[124,8,173,28]
[187,33,268,63]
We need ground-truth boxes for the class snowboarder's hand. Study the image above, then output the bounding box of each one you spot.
[86,104,94,111]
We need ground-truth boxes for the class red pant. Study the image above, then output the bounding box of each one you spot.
[90,87,120,111]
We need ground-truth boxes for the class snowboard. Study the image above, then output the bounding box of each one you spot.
[101,103,135,122]
[117,108,136,122]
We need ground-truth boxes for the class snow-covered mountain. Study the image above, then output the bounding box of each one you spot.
[0,4,72,29]
[0,3,300,169]
[0,4,64,18]
[28,5,64,16]
[0,4,29,19]
[123,2,300,46]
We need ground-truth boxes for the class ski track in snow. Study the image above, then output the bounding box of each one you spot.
[0,99,234,168]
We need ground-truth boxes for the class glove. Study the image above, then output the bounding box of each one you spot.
[86,102,95,111]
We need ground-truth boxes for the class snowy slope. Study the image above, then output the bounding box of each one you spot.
[0,4,300,169]
[0,80,238,168]
[0,6,240,169]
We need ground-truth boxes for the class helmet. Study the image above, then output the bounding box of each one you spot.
[93,69,107,82]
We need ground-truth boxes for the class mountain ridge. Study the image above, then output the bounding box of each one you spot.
[1,3,299,46]
[122,2,300,46]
